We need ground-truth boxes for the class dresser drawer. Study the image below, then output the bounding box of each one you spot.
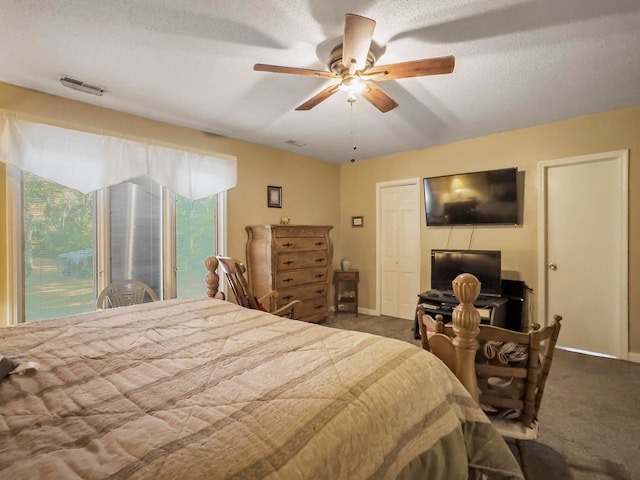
[276,236,329,252]
[276,268,328,289]
[295,298,328,320]
[278,283,329,305]
[277,252,329,270]
[273,226,331,238]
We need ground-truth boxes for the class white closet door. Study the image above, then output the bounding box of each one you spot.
[379,180,420,320]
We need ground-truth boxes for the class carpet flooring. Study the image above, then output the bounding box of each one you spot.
[322,313,640,480]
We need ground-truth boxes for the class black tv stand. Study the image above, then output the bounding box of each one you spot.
[437,291,456,298]
[413,289,508,339]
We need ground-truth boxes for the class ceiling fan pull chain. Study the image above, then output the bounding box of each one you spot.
[350,100,357,163]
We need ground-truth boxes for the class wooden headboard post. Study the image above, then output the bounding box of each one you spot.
[451,273,481,402]
[205,256,222,298]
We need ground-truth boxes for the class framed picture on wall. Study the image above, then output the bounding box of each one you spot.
[267,186,282,208]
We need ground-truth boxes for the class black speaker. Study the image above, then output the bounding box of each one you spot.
[501,279,527,331]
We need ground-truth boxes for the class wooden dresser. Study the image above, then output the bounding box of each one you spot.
[246,225,333,323]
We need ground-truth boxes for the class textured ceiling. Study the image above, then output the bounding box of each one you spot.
[1,0,639,164]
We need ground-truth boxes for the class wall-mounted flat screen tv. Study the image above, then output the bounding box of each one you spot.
[431,249,502,297]
[423,167,519,226]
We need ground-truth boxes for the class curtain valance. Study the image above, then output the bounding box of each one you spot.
[0,118,237,200]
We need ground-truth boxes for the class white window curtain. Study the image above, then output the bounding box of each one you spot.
[148,144,236,201]
[0,118,236,200]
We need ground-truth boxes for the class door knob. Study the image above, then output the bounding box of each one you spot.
[548,263,558,270]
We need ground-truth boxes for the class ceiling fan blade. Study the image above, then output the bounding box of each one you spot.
[365,55,455,81]
[360,82,398,113]
[254,63,338,79]
[295,84,341,111]
[342,14,376,72]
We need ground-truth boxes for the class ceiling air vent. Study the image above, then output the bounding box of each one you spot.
[59,75,105,96]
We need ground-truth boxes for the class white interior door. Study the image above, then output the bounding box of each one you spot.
[381,187,399,316]
[378,180,420,320]
[538,150,628,358]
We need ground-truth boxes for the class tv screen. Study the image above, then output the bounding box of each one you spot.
[423,168,518,226]
[430,249,502,297]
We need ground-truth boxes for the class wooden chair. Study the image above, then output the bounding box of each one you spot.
[96,279,159,309]
[417,273,562,440]
[215,255,302,318]
[204,256,225,300]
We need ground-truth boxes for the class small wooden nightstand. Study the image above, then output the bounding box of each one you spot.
[333,269,359,316]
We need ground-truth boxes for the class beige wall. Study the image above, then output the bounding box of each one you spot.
[340,104,640,353]
[0,82,341,325]
[0,161,5,325]
[2,81,639,354]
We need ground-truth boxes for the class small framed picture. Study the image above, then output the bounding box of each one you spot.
[351,216,364,227]
[267,186,282,208]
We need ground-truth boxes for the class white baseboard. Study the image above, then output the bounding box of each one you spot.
[627,352,640,363]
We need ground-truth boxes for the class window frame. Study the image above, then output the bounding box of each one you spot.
[6,165,23,325]
[7,167,227,324]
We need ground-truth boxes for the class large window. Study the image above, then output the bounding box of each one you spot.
[23,172,95,321]
[17,171,220,323]
[176,195,217,298]
[108,176,163,298]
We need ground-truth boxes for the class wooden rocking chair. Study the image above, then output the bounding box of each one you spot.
[417,273,562,440]
[215,255,302,319]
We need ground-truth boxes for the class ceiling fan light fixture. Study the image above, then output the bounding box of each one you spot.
[339,76,365,101]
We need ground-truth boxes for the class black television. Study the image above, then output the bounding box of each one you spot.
[430,249,502,297]
[423,168,518,226]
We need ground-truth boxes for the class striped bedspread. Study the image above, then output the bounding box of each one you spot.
[0,297,523,479]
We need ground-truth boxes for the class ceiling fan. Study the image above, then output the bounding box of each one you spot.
[254,13,455,113]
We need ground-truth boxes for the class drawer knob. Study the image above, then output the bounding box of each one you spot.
[284,261,294,266]
[315,258,324,263]
[283,278,293,283]
[314,242,325,246]
[314,305,323,310]
[315,274,324,278]
[283,242,294,247]
[315,289,325,295]
[283,295,293,301]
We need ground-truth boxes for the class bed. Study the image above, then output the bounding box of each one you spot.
[0,259,523,479]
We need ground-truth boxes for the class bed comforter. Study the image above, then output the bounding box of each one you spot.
[0,297,523,479]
